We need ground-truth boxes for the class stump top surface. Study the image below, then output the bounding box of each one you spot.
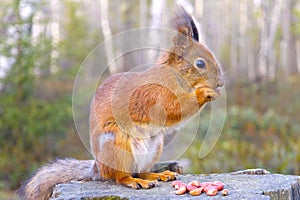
[51,173,300,200]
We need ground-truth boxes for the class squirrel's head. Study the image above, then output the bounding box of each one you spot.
[162,7,224,91]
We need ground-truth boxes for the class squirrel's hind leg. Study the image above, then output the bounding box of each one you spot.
[91,130,158,189]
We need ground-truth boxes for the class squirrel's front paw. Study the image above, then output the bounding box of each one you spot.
[138,170,178,182]
[118,177,158,189]
[196,87,219,105]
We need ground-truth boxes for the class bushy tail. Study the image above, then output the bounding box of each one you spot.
[18,158,94,200]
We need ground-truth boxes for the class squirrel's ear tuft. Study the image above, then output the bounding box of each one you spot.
[172,27,190,47]
[170,6,199,44]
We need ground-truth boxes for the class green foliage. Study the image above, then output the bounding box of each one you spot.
[0,0,102,190]
[0,0,76,189]
[0,96,72,188]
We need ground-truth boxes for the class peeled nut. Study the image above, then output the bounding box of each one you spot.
[186,185,197,192]
[221,189,229,196]
[174,183,186,190]
[188,180,201,187]
[172,180,186,190]
[171,179,227,196]
[171,180,184,188]
[200,181,212,188]
[189,187,203,196]
[174,185,187,195]
[203,185,215,193]
[212,181,224,191]
[205,186,218,196]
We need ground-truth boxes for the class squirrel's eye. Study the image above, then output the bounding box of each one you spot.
[195,59,206,69]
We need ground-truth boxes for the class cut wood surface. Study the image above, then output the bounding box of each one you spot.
[51,172,300,200]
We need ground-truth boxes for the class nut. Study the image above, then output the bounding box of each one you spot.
[174,183,186,190]
[221,189,229,196]
[188,180,201,187]
[171,180,184,188]
[200,181,212,188]
[171,180,228,196]
[212,181,224,191]
[186,185,197,192]
[205,186,218,196]
[174,185,186,195]
[189,187,203,196]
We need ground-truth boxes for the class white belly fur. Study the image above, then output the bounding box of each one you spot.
[129,125,180,173]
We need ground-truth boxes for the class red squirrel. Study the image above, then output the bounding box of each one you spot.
[18,7,223,199]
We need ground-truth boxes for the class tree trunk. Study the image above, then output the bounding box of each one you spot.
[282,0,298,76]
[297,40,300,73]
[246,1,256,82]
[258,1,269,81]
[99,0,117,74]
[239,1,248,80]
[258,0,282,81]
[148,0,165,62]
[194,0,203,20]
[139,0,147,27]
[50,0,60,74]
[230,1,240,78]
[267,0,282,81]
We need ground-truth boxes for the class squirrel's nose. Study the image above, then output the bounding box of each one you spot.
[217,77,224,88]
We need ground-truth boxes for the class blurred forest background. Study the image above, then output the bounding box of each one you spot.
[1,0,300,198]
